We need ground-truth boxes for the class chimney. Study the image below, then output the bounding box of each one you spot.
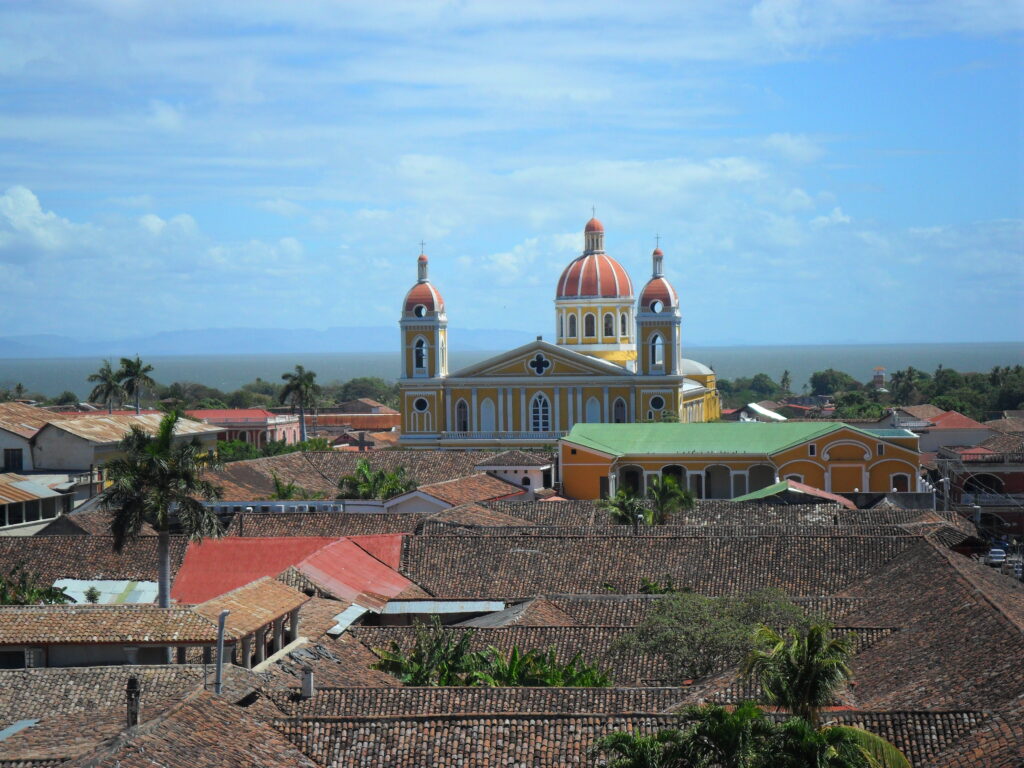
[301,669,315,700]
[126,677,141,727]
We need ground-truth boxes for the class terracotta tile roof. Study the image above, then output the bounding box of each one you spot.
[928,410,990,430]
[225,511,426,537]
[0,665,258,763]
[258,635,401,689]
[0,536,187,584]
[313,413,401,429]
[0,604,218,645]
[400,535,918,599]
[352,625,895,687]
[977,432,1024,454]
[984,416,1024,434]
[0,402,70,439]
[194,577,308,638]
[39,413,221,445]
[293,596,354,640]
[472,450,553,468]
[921,700,1024,768]
[839,539,1024,711]
[270,685,688,718]
[420,503,535,530]
[900,404,947,420]
[184,408,285,422]
[454,597,580,627]
[416,472,525,505]
[35,501,156,537]
[170,536,338,603]
[64,690,319,768]
[206,449,532,501]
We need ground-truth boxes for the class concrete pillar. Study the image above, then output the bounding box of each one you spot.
[254,628,267,664]
[289,608,301,642]
[241,635,252,669]
[272,618,284,653]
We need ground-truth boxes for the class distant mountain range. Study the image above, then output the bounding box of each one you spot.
[0,327,537,359]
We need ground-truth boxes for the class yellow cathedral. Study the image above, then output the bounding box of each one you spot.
[398,217,721,448]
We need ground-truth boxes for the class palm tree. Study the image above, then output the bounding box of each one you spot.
[772,716,911,768]
[117,355,156,414]
[601,489,648,535]
[743,623,853,728]
[680,701,778,768]
[646,475,693,525]
[280,364,320,442]
[100,411,223,608]
[0,565,71,605]
[589,729,689,768]
[337,457,417,500]
[87,359,125,413]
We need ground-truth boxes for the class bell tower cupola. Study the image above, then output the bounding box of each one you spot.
[636,244,682,376]
[400,250,448,379]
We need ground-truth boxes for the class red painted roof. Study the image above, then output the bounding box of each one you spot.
[928,411,989,430]
[639,276,678,309]
[786,480,858,510]
[584,217,604,233]
[556,253,633,299]
[352,534,405,569]
[185,409,280,422]
[295,536,417,611]
[404,281,444,313]
[171,537,337,603]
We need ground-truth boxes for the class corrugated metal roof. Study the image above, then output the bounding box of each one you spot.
[0,402,70,439]
[52,579,159,604]
[296,537,419,612]
[0,475,63,504]
[44,413,222,444]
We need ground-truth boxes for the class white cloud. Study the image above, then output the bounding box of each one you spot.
[147,100,183,132]
[811,207,851,227]
[763,133,825,164]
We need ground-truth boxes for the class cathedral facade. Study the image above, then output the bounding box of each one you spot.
[398,217,721,448]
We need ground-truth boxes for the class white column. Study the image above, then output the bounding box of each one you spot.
[575,388,582,420]
[497,388,504,431]
[603,387,609,421]
[507,388,514,431]
[520,389,527,431]
[630,389,636,422]
[553,388,561,432]
[471,388,478,431]
[567,388,574,428]
[445,390,453,433]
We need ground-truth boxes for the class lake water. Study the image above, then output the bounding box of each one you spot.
[0,342,1021,399]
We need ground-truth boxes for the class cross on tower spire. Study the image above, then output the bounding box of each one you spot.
[419,240,426,254]
[655,234,660,249]
[591,205,596,218]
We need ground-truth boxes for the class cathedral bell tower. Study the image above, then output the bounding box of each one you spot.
[636,246,681,377]
[400,252,447,379]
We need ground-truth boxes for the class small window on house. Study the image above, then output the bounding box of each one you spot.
[570,448,577,455]
[584,313,596,337]
[877,443,885,456]
[620,313,628,336]
[808,444,816,457]
[568,314,577,338]
[603,313,614,337]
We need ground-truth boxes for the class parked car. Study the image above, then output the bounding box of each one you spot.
[983,548,1007,566]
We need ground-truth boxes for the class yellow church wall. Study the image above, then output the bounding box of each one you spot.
[868,459,920,491]
[772,460,827,488]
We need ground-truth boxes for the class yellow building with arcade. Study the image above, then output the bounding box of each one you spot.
[398,217,721,448]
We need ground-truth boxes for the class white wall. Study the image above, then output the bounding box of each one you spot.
[0,429,32,471]
[31,429,96,471]
[385,493,450,514]
[918,428,994,452]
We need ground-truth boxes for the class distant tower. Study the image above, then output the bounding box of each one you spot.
[400,251,447,379]
[872,366,886,389]
[636,246,681,377]
[554,217,636,367]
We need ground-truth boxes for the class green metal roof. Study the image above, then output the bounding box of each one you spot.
[731,480,792,502]
[563,421,872,457]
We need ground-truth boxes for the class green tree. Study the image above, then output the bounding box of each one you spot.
[749,373,779,397]
[833,391,885,420]
[100,411,223,609]
[809,369,860,396]
[646,475,694,525]
[372,617,481,686]
[280,365,320,442]
[743,623,853,728]
[338,376,400,408]
[0,565,71,605]
[53,390,79,406]
[616,590,807,683]
[88,359,126,413]
[337,457,417,500]
[266,472,324,500]
[589,729,689,768]
[117,356,156,414]
[780,370,792,394]
[680,701,778,768]
[600,489,649,535]
[83,585,102,604]
[773,716,910,768]
[473,645,611,687]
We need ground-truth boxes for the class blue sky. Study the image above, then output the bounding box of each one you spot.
[0,0,1021,346]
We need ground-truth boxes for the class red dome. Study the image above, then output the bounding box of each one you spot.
[404,281,444,314]
[417,253,428,263]
[556,253,632,299]
[639,276,678,310]
[584,217,604,233]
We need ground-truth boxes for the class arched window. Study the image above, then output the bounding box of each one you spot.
[455,399,470,432]
[650,333,663,368]
[585,396,601,423]
[603,313,614,337]
[584,313,596,337]
[530,393,551,432]
[558,314,564,339]
[479,398,496,431]
[620,313,628,336]
[568,314,577,338]
[613,397,627,423]
[414,337,427,371]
